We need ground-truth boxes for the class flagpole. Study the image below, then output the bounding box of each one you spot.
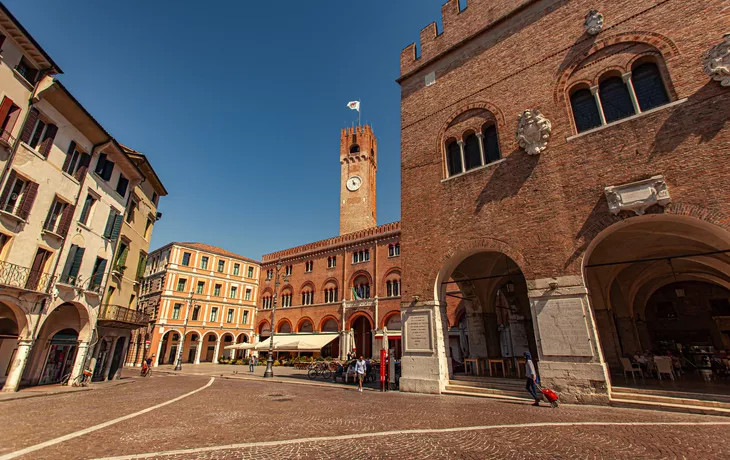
[358,100,361,127]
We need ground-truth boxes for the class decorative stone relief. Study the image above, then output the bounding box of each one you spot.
[516,109,551,155]
[604,175,670,216]
[584,10,604,36]
[704,33,730,87]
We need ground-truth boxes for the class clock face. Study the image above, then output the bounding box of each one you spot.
[346,176,362,191]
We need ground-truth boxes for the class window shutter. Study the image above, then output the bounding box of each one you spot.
[57,204,75,237]
[42,201,53,231]
[20,108,38,144]
[39,124,57,158]
[0,97,13,131]
[69,246,85,281]
[60,244,78,283]
[103,208,116,238]
[0,170,17,207]
[93,258,107,287]
[74,153,91,181]
[62,141,76,172]
[18,181,38,220]
[111,213,123,242]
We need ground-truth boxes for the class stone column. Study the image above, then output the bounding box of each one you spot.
[399,300,451,394]
[68,340,91,385]
[482,312,501,358]
[1,339,33,392]
[213,338,221,363]
[103,336,120,381]
[590,85,607,125]
[457,140,466,173]
[527,276,610,404]
[465,311,488,358]
[113,337,130,380]
[194,339,203,364]
[622,72,641,114]
[475,132,486,166]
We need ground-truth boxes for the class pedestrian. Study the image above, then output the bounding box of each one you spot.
[347,351,352,361]
[355,355,367,392]
[524,351,540,406]
[249,354,256,373]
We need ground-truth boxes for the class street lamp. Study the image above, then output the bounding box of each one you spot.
[264,258,288,378]
[174,291,194,371]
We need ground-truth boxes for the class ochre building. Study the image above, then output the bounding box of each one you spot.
[397,0,730,403]
[139,243,260,366]
[257,126,403,359]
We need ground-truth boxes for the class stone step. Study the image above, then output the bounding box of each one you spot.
[443,387,534,402]
[450,375,525,389]
[444,383,531,400]
[612,387,730,404]
[610,398,730,417]
[610,391,730,410]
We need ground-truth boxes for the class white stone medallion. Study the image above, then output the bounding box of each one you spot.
[516,109,552,155]
[584,10,604,36]
[704,33,730,87]
[604,175,670,216]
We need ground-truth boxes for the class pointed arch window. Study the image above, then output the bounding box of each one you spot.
[446,140,463,176]
[570,88,602,132]
[599,76,635,123]
[632,62,669,112]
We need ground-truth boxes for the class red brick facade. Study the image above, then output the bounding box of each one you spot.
[397,0,730,399]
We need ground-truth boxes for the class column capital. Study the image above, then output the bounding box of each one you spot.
[456,139,464,146]
[590,85,600,95]
[621,71,633,83]
[475,132,484,139]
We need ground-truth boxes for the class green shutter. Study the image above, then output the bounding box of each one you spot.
[60,245,78,283]
[92,258,107,287]
[68,246,85,282]
[110,214,123,242]
[103,208,115,238]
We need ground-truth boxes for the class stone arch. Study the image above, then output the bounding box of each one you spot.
[38,301,93,342]
[554,31,680,104]
[346,311,374,330]
[276,318,293,334]
[258,320,271,335]
[381,310,401,329]
[320,277,339,292]
[319,315,339,332]
[297,317,315,333]
[438,101,507,150]
[432,237,530,301]
[349,269,373,286]
[236,333,249,343]
[0,297,30,339]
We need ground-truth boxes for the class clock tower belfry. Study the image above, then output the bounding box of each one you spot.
[340,125,377,235]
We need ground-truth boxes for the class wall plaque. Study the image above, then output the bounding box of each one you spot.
[534,297,593,357]
[404,312,432,352]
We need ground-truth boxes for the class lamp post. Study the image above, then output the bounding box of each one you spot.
[174,291,194,371]
[264,258,287,378]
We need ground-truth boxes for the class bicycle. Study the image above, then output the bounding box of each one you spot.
[60,369,92,387]
[307,361,332,380]
[140,365,151,377]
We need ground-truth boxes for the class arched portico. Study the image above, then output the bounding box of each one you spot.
[0,301,26,390]
[583,214,730,393]
[200,331,220,363]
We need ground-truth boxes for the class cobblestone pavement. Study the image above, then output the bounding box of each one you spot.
[2,375,729,459]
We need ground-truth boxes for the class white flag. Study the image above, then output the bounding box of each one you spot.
[347,101,360,111]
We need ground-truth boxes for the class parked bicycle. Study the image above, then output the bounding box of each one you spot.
[307,361,332,380]
[60,368,93,387]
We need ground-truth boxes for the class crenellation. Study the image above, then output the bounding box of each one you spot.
[400,0,535,77]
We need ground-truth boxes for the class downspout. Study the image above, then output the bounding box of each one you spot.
[0,68,53,190]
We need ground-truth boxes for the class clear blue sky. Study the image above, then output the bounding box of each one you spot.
[7,0,449,260]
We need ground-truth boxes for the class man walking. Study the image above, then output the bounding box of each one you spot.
[249,354,256,373]
[524,351,540,406]
[355,355,367,392]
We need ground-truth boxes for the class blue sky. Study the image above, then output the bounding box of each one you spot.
[7,0,450,259]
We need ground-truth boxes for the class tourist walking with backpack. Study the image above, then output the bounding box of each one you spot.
[524,351,540,406]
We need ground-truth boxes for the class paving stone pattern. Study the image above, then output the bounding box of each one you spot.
[3,375,729,459]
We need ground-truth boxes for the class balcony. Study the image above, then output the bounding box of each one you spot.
[55,275,105,296]
[97,304,150,329]
[0,260,55,294]
[0,129,14,149]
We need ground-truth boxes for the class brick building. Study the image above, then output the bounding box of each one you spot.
[139,243,259,366]
[257,126,402,359]
[397,0,730,403]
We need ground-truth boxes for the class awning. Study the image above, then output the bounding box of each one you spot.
[254,333,339,352]
[224,342,256,350]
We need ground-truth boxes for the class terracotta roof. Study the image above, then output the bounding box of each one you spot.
[175,242,260,265]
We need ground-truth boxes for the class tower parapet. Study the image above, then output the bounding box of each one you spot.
[400,0,534,77]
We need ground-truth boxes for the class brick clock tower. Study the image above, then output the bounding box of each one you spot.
[340,125,377,235]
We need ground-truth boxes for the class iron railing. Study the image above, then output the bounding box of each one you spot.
[56,274,105,295]
[0,260,56,293]
[98,304,150,326]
